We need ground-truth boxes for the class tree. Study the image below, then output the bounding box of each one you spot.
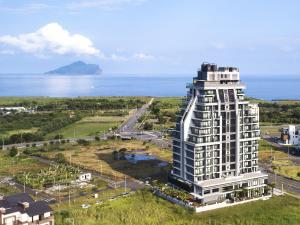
[9,147,18,157]
[55,153,66,163]
[143,122,153,130]
[158,114,167,124]
[77,139,90,146]
[119,148,127,159]
[112,150,118,160]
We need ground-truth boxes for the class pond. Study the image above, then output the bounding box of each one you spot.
[125,153,156,164]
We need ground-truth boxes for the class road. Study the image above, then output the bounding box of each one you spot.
[117,97,154,133]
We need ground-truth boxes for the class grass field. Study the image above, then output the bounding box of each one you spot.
[0,127,39,139]
[260,125,284,136]
[259,139,300,180]
[34,139,172,182]
[0,152,47,177]
[46,116,125,139]
[54,190,300,225]
[0,183,20,195]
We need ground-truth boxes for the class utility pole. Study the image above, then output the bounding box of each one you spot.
[2,138,4,150]
[68,188,71,207]
[124,176,127,193]
[59,184,61,204]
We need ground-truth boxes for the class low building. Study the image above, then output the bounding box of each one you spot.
[0,193,54,225]
[77,173,92,182]
[0,107,35,116]
[280,125,300,145]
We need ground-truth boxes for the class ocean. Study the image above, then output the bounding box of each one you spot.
[0,74,299,100]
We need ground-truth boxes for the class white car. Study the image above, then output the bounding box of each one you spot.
[81,204,91,209]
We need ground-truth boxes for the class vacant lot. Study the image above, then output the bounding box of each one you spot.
[259,139,300,181]
[0,152,47,177]
[33,139,172,182]
[54,190,300,225]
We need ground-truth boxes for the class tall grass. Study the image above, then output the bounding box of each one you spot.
[54,190,300,225]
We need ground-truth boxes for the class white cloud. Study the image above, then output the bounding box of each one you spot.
[111,53,128,61]
[0,23,101,57]
[108,52,156,61]
[133,52,155,60]
[67,0,147,10]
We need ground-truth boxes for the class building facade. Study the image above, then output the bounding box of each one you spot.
[281,125,300,145]
[170,63,268,204]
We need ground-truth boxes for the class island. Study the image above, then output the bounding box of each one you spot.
[45,61,102,75]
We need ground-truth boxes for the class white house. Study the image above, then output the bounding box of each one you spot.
[77,173,92,182]
[0,193,54,225]
[281,125,300,145]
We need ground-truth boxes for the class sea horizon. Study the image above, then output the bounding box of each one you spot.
[0,73,300,101]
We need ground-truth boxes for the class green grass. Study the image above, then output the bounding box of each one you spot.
[0,152,47,177]
[46,116,124,139]
[54,190,300,225]
[260,125,283,136]
[0,183,21,195]
[276,166,300,181]
[0,128,39,139]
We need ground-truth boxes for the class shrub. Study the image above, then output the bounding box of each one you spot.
[55,153,66,163]
[23,149,32,155]
[143,122,153,130]
[9,147,18,157]
[77,139,90,146]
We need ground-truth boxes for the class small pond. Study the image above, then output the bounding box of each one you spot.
[125,153,156,164]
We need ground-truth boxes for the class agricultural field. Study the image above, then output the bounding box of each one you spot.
[46,116,125,139]
[0,96,149,144]
[54,190,300,225]
[25,139,172,182]
[15,165,81,190]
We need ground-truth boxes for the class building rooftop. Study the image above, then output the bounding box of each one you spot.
[0,193,52,216]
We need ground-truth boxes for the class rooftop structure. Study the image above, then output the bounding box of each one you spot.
[0,193,54,225]
[170,63,268,204]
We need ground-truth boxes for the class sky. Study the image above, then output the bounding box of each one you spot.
[0,0,300,75]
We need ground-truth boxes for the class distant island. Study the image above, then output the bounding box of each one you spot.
[45,61,102,75]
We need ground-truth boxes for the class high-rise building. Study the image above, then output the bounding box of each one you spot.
[170,63,268,204]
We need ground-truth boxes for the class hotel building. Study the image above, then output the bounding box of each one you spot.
[170,63,268,204]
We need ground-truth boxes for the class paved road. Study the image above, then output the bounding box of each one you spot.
[117,98,154,133]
